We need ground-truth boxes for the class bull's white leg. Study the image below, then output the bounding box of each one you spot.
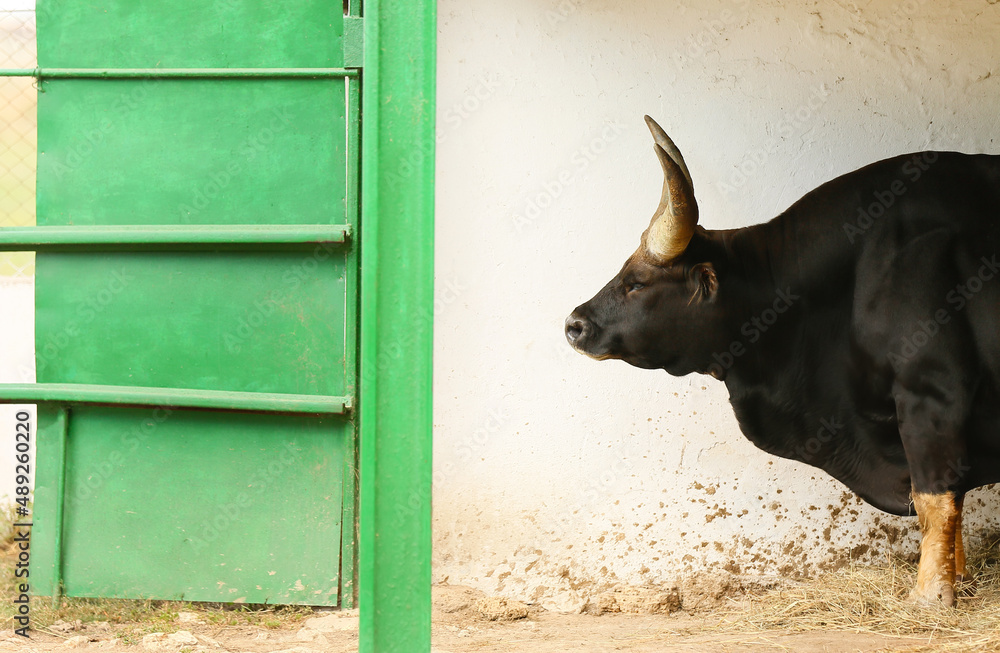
[911,491,960,607]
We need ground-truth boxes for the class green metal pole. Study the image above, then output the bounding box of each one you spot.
[340,26,364,609]
[51,407,69,608]
[0,224,350,251]
[0,383,351,414]
[359,0,435,650]
[0,67,359,78]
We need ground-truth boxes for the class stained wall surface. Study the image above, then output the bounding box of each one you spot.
[432,0,1000,611]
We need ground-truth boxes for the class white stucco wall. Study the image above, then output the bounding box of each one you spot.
[0,278,36,510]
[432,0,1000,610]
[2,0,999,613]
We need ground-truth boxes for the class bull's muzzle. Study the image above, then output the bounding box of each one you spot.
[564,312,591,350]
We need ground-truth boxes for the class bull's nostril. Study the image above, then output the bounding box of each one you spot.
[565,315,587,344]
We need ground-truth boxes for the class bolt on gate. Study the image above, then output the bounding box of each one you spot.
[0,1,434,650]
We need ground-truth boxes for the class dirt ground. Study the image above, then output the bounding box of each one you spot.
[0,585,941,653]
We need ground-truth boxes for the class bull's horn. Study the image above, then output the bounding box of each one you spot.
[644,115,693,192]
[644,119,698,262]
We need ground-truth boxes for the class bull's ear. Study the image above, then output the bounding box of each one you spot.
[688,263,718,303]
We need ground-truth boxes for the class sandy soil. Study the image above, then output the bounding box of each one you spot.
[1,585,935,653]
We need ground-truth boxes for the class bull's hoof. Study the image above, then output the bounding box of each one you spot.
[909,581,956,608]
[955,573,978,597]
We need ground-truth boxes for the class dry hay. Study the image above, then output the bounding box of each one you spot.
[703,531,1000,652]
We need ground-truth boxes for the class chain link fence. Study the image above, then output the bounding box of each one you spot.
[0,9,35,278]
[0,9,36,516]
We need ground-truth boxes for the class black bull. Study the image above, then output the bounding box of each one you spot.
[565,116,1000,607]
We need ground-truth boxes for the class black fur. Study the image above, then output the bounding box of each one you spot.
[568,151,1000,516]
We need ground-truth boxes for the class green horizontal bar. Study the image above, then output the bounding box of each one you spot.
[0,68,359,79]
[0,224,351,251]
[0,383,352,415]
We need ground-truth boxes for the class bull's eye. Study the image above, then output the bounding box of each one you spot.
[627,282,645,293]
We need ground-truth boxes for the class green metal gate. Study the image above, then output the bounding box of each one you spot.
[1,0,435,643]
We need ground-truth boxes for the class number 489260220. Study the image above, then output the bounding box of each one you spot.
[14,410,30,515]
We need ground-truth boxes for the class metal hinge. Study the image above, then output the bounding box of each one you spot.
[343,16,364,69]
